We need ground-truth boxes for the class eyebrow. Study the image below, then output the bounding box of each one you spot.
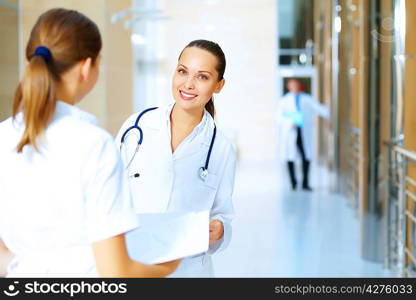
[178,64,213,75]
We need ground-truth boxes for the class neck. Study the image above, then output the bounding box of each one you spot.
[170,104,204,129]
[169,104,205,153]
[56,81,77,106]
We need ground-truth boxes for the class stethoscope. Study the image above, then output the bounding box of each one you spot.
[120,107,217,181]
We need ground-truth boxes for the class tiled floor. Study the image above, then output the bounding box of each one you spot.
[212,159,392,277]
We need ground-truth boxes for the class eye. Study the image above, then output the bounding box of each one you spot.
[177,68,187,75]
[197,75,209,80]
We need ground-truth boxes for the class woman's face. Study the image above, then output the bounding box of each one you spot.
[172,46,224,113]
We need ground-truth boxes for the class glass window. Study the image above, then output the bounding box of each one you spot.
[277,0,314,65]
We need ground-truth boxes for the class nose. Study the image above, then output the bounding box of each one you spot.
[184,76,195,90]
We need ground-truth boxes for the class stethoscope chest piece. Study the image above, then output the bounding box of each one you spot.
[199,167,208,181]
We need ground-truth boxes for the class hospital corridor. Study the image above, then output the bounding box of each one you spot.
[1,0,416,279]
[213,162,391,277]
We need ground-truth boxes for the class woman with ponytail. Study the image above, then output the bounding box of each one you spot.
[117,40,236,277]
[0,8,180,277]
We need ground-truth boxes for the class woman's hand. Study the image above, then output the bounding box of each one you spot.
[209,219,224,245]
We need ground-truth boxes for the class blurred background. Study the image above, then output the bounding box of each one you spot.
[1,0,416,277]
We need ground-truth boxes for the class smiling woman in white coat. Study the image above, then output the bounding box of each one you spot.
[117,40,237,277]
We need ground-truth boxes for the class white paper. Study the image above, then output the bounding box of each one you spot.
[125,210,209,264]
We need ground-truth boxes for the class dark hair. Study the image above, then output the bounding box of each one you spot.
[179,39,226,118]
[12,8,102,153]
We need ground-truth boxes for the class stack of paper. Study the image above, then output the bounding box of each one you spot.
[125,210,209,264]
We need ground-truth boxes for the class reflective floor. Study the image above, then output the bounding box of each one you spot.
[212,159,392,277]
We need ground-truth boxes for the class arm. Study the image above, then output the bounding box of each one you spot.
[92,235,180,277]
[310,97,330,120]
[0,239,13,277]
[208,146,237,254]
[84,132,180,277]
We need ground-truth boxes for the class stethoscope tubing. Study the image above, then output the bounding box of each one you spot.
[203,126,216,171]
[120,107,158,145]
[120,107,216,181]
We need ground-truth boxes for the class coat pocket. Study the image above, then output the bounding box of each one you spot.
[203,172,219,190]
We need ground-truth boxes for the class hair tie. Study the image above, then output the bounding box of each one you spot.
[34,46,52,62]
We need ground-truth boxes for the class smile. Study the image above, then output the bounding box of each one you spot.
[179,90,198,101]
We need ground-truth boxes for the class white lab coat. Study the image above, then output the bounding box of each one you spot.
[116,104,236,277]
[277,92,329,161]
[0,101,138,277]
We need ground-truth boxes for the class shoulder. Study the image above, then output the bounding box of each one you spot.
[48,114,116,158]
[0,114,116,161]
[213,126,237,160]
[116,106,162,145]
[120,106,164,131]
[56,114,111,140]
[301,93,315,102]
[281,92,292,100]
[204,112,236,156]
[70,122,118,166]
[139,106,165,128]
[122,112,140,128]
[209,127,237,178]
[279,93,292,106]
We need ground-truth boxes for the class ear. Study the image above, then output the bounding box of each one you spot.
[214,78,225,94]
[80,57,93,82]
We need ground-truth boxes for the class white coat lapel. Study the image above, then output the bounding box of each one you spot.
[129,106,171,213]
[171,110,212,162]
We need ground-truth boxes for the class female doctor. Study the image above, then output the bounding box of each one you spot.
[117,40,237,277]
[0,8,179,277]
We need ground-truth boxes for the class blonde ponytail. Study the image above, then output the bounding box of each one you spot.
[13,54,57,153]
[11,8,102,153]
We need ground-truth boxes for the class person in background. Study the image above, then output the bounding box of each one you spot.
[0,8,180,277]
[277,79,329,191]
